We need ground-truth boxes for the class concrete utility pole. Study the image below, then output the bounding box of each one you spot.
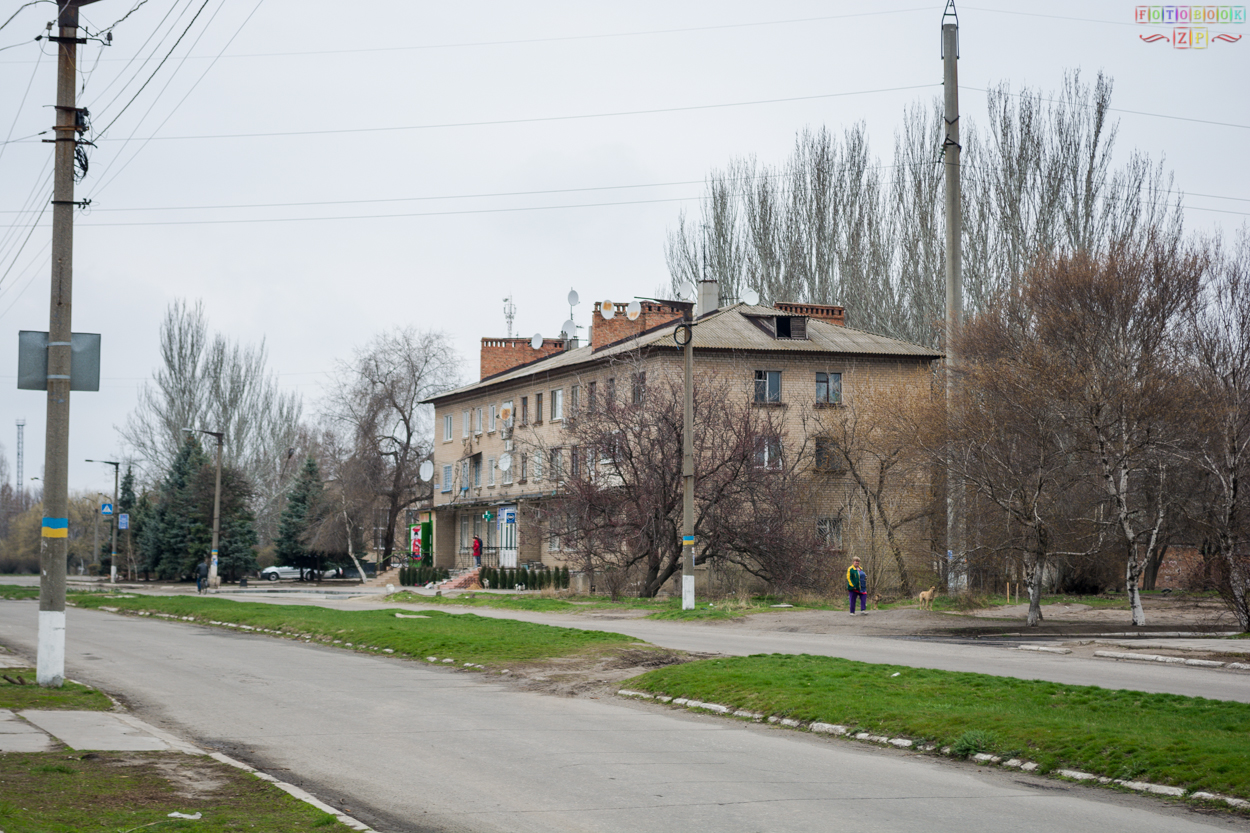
[185,428,225,589]
[38,0,102,688]
[87,460,120,582]
[942,1,966,593]
[678,316,695,611]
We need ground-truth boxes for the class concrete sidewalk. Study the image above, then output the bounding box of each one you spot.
[0,707,200,753]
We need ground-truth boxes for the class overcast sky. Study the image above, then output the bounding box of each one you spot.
[0,0,1247,499]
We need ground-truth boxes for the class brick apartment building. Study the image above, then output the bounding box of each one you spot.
[424,285,941,591]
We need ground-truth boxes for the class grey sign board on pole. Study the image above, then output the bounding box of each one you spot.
[16,330,100,391]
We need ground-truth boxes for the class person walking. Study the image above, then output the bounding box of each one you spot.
[472,535,483,569]
[846,556,868,615]
[196,560,209,595]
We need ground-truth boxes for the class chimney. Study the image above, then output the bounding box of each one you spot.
[591,300,687,351]
[697,279,720,318]
[480,337,565,380]
[772,301,846,326]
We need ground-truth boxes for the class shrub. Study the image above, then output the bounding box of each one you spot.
[951,729,996,758]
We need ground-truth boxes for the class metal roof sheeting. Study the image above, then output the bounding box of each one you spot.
[428,302,940,403]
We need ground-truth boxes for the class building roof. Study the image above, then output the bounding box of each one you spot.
[426,302,941,404]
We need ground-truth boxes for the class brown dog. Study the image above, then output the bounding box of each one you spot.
[918,586,937,610]
[871,593,882,610]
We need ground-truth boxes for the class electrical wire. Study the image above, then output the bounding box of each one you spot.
[0,1,50,35]
[960,86,1250,131]
[88,0,266,200]
[0,45,43,171]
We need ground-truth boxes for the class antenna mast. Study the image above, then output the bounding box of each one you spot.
[15,419,24,489]
[503,295,516,338]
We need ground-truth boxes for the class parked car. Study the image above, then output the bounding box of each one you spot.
[338,564,377,579]
[261,565,307,581]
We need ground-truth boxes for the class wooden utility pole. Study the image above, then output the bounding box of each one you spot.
[38,0,103,688]
[942,1,966,593]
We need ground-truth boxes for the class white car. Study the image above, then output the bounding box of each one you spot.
[260,565,305,581]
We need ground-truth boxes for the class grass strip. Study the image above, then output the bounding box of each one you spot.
[388,589,834,619]
[70,593,637,665]
[627,653,1250,799]
[0,584,39,600]
[0,751,348,832]
[0,668,113,711]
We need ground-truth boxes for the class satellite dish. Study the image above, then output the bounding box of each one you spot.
[626,300,642,321]
[418,460,434,482]
[680,282,697,302]
[742,288,760,305]
[562,319,577,338]
[530,333,543,350]
[567,289,580,307]
[498,453,512,473]
[601,301,615,320]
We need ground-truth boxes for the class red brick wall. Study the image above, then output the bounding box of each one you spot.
[1156,546,1202,590]
[773,302,846,326]
[480,338,565,380]
[592,301,685,351]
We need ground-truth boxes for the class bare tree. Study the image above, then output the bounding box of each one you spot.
[119,299,304,540]
[668,72,1183,350]
[1026,237,1204,625]
[536,356,828,598]
[326,328,461,568]
[1184,229,1250,630]
[304,426,377,585]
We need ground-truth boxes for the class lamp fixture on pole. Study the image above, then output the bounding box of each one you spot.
[85,459,120,582]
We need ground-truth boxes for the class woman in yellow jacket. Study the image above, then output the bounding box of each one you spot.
[846,557,868,615]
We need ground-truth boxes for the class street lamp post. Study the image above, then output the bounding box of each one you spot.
[183,428,224,589]
[86,460,119,582]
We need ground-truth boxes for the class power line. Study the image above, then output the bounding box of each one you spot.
[0,46,43,171]
[2,5,935,63]
[961,86,1250,131]
[79,84,941,142]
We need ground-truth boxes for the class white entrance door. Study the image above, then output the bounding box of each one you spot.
[499,505,518,567]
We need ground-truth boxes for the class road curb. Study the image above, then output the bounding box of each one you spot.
[617,689,1249,812]
[1093,650,1250,670]
[207,752,376,832]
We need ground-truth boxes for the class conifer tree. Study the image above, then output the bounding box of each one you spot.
[274,457,322,576]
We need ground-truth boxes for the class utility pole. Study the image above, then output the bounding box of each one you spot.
[185,428,224,589]
[38,0,102,688]
[87,460,120,582]
[942,1,966,594]
[677,316,695,611]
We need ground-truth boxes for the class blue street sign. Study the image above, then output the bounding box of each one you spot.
[101,503,113,516]
[119,514,129,530]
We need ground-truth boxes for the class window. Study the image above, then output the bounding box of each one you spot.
[814,436,844,472]
[519,452,528,482]
[535,392,544,423]
[569,385,580,417]
[606,378,616,408]
[460,514,471,552]
[570,446,579,479]
[631,372,646,405]
[775,316,806,339]
[520,396,528,425]
[460,460,469,491]
[754,370,781,403]
[816,372,842,405]
[502,399,513,426]
[588,381,597,413]
[462,410,470,438]
[503,454,513,485]
[441,464,452,493]
[552,388,564,421]
[817,517,843,549]
[753,435,783,469]
[475,407,483,435]
[443,414,453,441]
[550,448,563,483]
[532,449,543,481]
[472,457,482,487]
[489,405,497,433]
[487,456,496,486]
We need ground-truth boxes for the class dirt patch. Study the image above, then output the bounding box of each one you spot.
[493,644,711,698]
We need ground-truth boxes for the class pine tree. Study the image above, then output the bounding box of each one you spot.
[141,437,209,579]
[274,457,322,576]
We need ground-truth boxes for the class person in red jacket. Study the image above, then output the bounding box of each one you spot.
[472,535,482,568]
[846,556,868,615]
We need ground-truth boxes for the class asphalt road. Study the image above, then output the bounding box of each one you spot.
[204,590,1250,704]
[0,600,1243,833]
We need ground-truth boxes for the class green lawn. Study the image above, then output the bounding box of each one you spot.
[0,584,39,600]
[627,653,1250,799]
[0,668,113,711]
[0,751,349,832]
[388,589,836,619]
[70,593,638,666]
